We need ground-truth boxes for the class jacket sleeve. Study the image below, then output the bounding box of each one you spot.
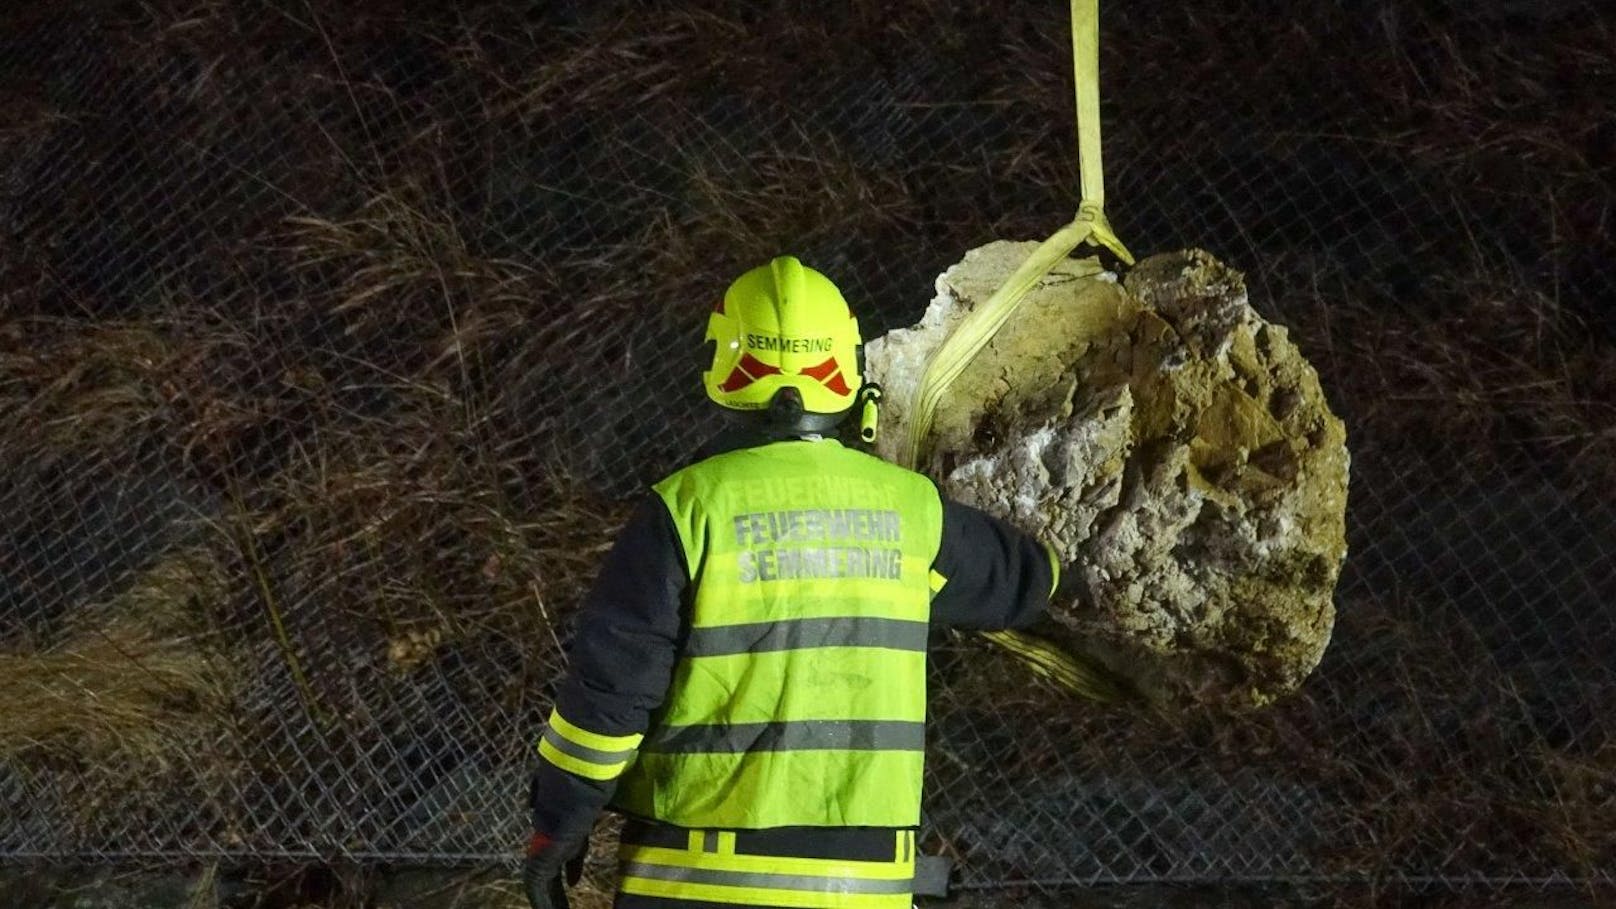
[528,493,688,843]
[928,495,1057,632]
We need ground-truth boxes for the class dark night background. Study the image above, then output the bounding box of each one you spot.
[1,0,1613,906]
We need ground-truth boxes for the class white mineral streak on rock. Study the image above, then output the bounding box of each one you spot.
[867,241,1350,708]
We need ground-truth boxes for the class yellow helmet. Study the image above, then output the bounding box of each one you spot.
[704,256,864,427]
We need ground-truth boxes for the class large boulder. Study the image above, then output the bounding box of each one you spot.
[868,241,1350,708]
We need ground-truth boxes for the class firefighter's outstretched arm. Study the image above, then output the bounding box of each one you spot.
[523,494,687,908]
[928,494,1059,631]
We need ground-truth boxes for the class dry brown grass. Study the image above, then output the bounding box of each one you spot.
[1360,8,1615,186]
[0,321,178,455]
[0,312,281,489]
[2,0,1614,898]
[0,548,236,770]
[1282,264,1616,490]
[0,631,222,766]
[1535,744,1616,876]
[284,186,544,374]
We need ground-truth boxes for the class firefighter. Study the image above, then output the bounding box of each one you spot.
[523,256,1064,908]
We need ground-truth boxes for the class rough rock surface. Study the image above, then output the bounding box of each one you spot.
[868,241,1350,708]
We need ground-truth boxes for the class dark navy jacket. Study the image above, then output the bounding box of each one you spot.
[529,427,1054,847]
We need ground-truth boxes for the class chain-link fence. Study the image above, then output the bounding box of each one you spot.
[3,0,1613,895]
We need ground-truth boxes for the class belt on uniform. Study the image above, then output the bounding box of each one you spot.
[618,820,952,906]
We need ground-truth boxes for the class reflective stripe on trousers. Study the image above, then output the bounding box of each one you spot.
[618,829,917,908]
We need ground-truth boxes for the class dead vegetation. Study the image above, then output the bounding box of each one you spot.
[0,546,244,840]
[1283,261,1616,491]
[0,0,1612,898]
[0,548,234,767]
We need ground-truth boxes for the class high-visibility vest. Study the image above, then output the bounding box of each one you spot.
[612,438,944,831]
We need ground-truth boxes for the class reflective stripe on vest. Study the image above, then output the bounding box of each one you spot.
[618,833,915,909]
[614,439,943,829]
[684,616,929,657]
[643,719,927,754]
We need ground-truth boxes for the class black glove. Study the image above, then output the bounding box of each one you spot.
[522,831,585,909]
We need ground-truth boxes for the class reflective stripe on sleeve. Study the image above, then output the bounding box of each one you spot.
[535,708,643,781]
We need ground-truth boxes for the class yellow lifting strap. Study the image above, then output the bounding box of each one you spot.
[898,0,1132,469]
[901,0,1134,703]
[979,628,1129,703]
